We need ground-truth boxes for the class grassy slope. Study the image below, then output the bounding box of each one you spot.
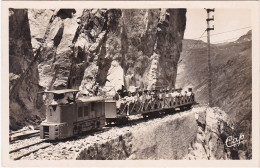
[176,31,252,158]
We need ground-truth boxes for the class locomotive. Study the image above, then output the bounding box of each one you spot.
[39,88,195,140]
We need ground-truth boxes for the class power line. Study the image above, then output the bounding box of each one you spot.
[191,26,251,40]
[182,30,206,53]
[212,33,251,44]
[179,30,206,63]
[188,30,206,48]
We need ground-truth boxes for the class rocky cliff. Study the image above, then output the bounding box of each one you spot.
[30,8,186,93]
[9,9,44,130]
[9,8,186,130]
[176,31,252,159]
[76,107,233,160]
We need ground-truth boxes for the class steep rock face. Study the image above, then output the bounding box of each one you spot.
[28,9,55,54]
[9,8,186,129]
[31,9,83,90]
[175,31,252,158]
[9,9,43,130]
[29,8,186,94]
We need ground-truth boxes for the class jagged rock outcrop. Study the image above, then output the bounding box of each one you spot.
[9,8,186,129]
[29,8,186,93]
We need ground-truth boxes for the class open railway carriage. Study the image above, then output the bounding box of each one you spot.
[39,88,195,140]
[39,89,105,140]
[105,88,195,124]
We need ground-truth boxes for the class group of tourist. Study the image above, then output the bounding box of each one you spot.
[114,87,194,104]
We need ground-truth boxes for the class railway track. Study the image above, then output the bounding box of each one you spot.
[9,105,197,160]
[9,139,53,160]
[9,107,197,160]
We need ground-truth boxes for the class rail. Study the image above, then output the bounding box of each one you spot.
[9,139,52,160]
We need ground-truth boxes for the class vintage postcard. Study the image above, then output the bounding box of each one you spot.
[1,0,260,167]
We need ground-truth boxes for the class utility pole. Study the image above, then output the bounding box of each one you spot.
[205,8,214,107]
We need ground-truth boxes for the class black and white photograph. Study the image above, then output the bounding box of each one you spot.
[2,0,260,166]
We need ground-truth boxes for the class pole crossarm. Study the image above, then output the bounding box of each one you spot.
[206,8,215,13]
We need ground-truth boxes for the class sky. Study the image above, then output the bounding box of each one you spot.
[184,8,252,44]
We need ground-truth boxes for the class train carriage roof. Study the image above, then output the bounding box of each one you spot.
[76,96,104,103]
[39,89,79,94]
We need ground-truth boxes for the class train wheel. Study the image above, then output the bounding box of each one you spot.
[159,111,165,116]
[142,114,148,119]
[73,126,78,135]
[187,105,192,110]
[78,126,82,135]
[123,117,129,124]
[116,117,128,125]
[97,121,101,129]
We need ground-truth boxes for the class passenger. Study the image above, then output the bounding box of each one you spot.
[93,83,99,96]
[165,90,170,97]
[51,99,58,105]
[169,91,174,97]
[146,91,152,101]
[187,89,194,101]
[114,92,120,100]
[137,91,143,102]
[132,92,138,102]
[172,91,180,97]
[66,93,74,103]
[158,92,163,100]
[187,91,192,96]
[181,90,187,96]
[89,90,95,97]
[182,91,188,103]
[126,95,134,103]
[176,89,182,95]
[116,90,122,99]
[150,90,155,100]
[56,94,69,104]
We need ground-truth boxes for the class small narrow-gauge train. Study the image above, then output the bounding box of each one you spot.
[39,88,195,140]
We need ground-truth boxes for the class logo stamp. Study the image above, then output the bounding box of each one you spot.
[225,133,245,148]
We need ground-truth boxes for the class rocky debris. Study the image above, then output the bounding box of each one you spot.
[175,31,252,158]
[19,106,235,160]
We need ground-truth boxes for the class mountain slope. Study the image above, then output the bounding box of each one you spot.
[176,30,252,158]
